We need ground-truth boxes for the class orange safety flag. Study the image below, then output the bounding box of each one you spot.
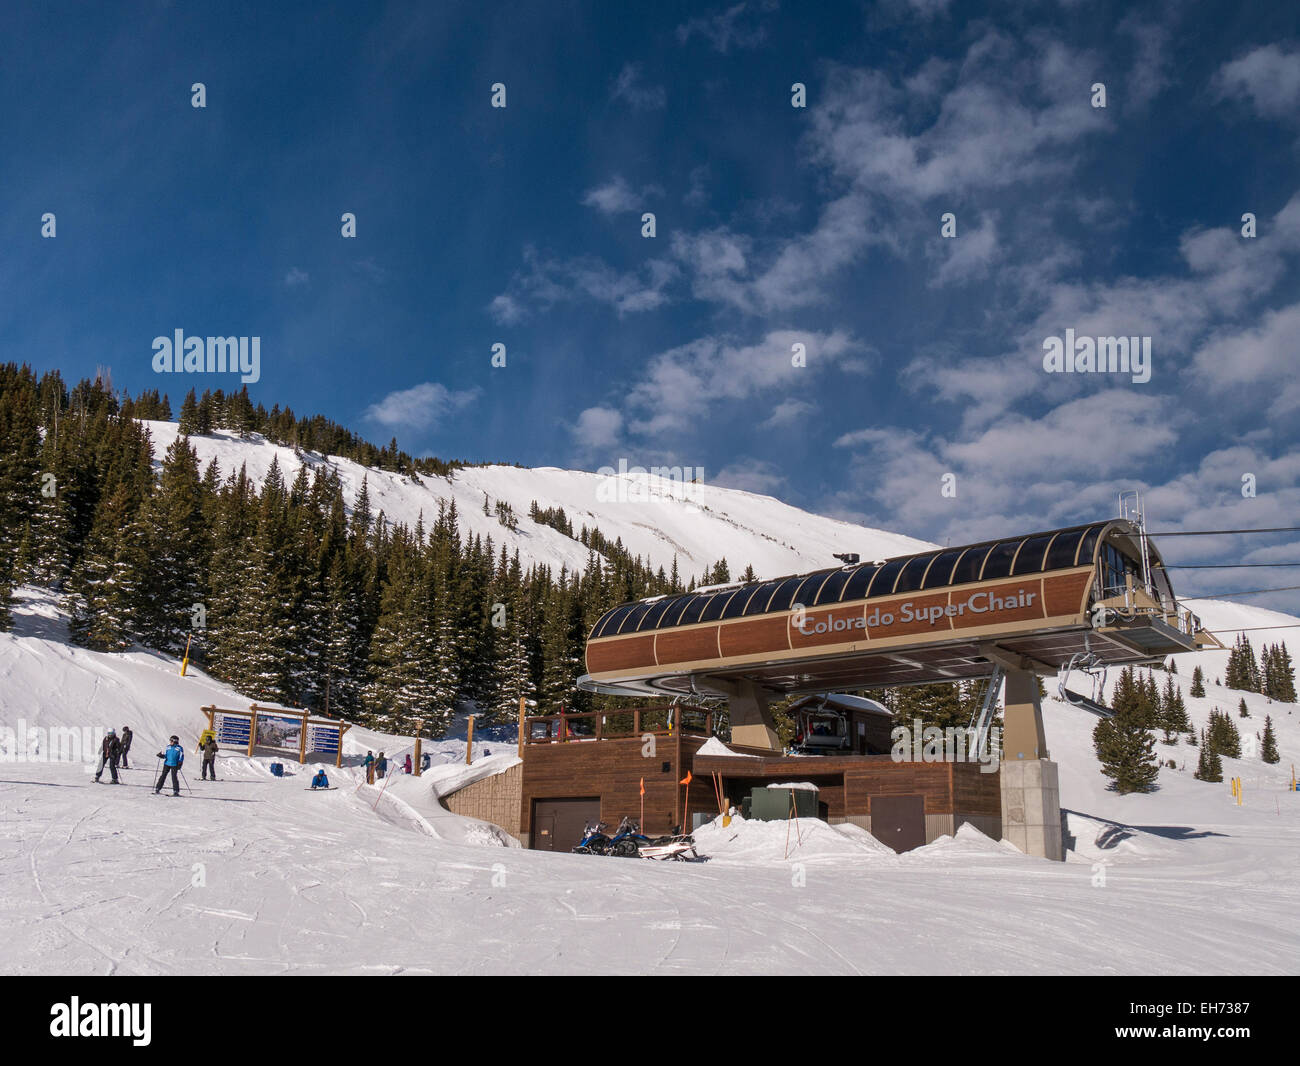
[639,777,645,796]
[679,770,692,785]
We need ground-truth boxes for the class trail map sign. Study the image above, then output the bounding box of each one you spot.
[214,713,251,747]
[199,705,351,767]
[256,714,303,752]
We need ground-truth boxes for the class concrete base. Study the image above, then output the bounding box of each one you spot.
[1000,758,1064,861]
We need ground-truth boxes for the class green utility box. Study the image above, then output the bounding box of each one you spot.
[748,785,819,821]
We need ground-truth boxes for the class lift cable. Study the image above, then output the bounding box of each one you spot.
[1205,624,1300,634]
[1164,562,1300,568]
[1147,527,1300,536]
[1183,584,1300,599]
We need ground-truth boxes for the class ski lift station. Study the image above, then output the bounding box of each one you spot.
[442,508,1220,860]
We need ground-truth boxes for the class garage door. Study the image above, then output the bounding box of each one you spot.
[531,798,601,852]
[870,794,926,853]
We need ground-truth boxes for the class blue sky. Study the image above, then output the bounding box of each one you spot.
[3,0,1298,610]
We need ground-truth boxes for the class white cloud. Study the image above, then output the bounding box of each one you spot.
[1120,16,1174,110]
[828,390,1185,540]
[903,191,1300,428]
[712,458,787,495]
[676,2,773,53]
[930,213,998,287]
[761,398,815,428]
[1214,44,1300,120]
[1192,302,1300,418]
[363,382,480,431]
[489,246,679,321]
[626,329,859,437]
[581,177,641,215]
[284,267,309,287]
[571,406,625,452]
[610,63,666,110]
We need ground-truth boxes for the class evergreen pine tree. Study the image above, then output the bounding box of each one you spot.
[1194,728,1223,782]
[137,435,208,651]
[1261,715,1280,765]
[1190,665,1206,698]
[1092,667,1160,794]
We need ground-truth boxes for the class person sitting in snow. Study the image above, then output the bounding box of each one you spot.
[310,769,329,790]
[420,751,431,772]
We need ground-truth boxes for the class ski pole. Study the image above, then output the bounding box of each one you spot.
[178,767,194,794]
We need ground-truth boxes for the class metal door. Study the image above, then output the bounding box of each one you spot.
[870,794,926,853]
[531,798,601,852]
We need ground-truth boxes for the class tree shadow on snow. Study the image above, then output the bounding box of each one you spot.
[1063,809,1228,850]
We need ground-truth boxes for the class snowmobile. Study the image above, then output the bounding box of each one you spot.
[637,832,700,861]
[573,821,612,855]
[606,816,651,857]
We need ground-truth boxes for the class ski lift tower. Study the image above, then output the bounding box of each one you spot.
[1118,490,1154,601]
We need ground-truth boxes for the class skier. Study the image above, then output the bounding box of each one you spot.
[200,735,219,780]
[119,725,133,768]
[154,735,185,796]
[375,751,388,780]
[310,769,330,789]
[363,750,375,784]
[403,753,412,775]
[94,729,122,784]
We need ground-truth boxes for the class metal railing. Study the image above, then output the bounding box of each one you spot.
[523,707,715,745]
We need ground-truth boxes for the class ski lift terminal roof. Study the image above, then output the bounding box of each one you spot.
[593,521,1135,638]
[582,519,1219,699]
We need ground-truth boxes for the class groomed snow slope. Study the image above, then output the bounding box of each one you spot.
[2,588,1299,974]
[143,421,934,580]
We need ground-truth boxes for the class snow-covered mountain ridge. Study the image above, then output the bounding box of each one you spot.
[142,420,934,580]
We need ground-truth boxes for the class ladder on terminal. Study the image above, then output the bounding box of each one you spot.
[968,665,1003,760]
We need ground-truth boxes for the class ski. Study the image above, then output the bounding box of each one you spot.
[305,787,338,791]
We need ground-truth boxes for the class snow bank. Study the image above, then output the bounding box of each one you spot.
[900,822,1026,863]
[423,752,521,800]
[692,813,897,864]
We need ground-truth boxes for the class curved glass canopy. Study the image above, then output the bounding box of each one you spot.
[590,521,1123,640]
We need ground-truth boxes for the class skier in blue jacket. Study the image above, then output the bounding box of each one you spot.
[310,769,329,789]
[154,736,185,796]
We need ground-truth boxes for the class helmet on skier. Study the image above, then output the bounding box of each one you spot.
[107,728,115,735]
[169,735,179,743]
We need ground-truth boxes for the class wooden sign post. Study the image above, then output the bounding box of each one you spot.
[413,718,424,777]
[466,714,475,765]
